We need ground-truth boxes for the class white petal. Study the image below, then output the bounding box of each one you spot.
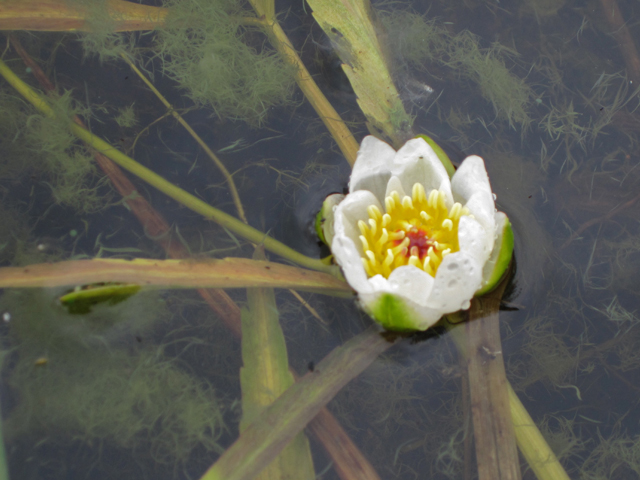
[350,136,396,198]
[478,211,511,292]
[385,175,406,199]
[462,192,496,255]
[332,235,372,294]
[368,273,390,292]
[360,269,444,330]
[391,138,452,198]
[427,251,482,312]
[387,265,435,304]
[334,190,381,255]
[451,155,493,204]
[458,215,491,266]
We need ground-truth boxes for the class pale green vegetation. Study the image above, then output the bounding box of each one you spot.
[155,0,295,124]
[77,0,296,123]
[0,288,225,465]
[2,0,640,478]
[580,433,640,479]
[0,89,109,213]
[25,91,109,212]
[114,103,137,128]
[69,0,135,61]
[380,10,533,129]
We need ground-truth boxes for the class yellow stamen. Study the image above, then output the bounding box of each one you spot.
[368,218,377,236]
[376,228,389,249]
[389,230,405,241]
[408,255,421,268]
[385,196,395,212]
[383,249,394,267]
[367,205,382,220]
[412,183,426,203]
[428,246,439,266]
[357,184,469,279]
[402,196,413,209]
[359,235,369,251]
[449,203,462,220]
[428,189,438,208]
[362,258,375,277]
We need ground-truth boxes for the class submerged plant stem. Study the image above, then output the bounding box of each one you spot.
[0,58,333,274]
[0,258,350,294]
[120,53,248,224]
[446,316,571,480]
[199,325,398,480]
[0,386,8,480]
[252,15,360,166]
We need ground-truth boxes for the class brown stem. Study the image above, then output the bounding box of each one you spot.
[465,271,521,480]
[598,0,640,85]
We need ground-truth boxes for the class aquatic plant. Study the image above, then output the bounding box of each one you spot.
[24,90,109,213]
[322,135,513,331]
[0,288,225,465]
[380,10,533,129]
[1,0,639,479]
[154,0,295,124]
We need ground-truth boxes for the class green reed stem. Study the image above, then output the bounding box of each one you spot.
[0,58,335,275]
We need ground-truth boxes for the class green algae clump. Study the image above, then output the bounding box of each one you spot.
[380,10,533,129]
[155,0,295,124]
[1,288,225,464]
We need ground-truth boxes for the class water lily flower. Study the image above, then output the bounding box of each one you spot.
[321,135,513,331]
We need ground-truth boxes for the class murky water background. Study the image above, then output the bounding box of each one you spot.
[1,0,640,478]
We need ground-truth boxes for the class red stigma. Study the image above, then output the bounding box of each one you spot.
[393,227,435,259]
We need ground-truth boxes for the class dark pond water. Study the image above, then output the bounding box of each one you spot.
[1,0,640,479]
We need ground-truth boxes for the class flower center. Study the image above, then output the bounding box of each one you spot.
[357,183,470,279]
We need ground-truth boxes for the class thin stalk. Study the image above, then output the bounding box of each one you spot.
[246,12,360,166]
[0,58,334,274]
[120,53,248,224]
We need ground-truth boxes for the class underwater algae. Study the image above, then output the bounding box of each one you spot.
[379,9,533,129]
[155,0,295,124]
[3,0,640,479]
[0,288,226,466]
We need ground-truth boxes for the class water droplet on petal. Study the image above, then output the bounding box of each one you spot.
[492,193,497,201]
[461,300,471,310]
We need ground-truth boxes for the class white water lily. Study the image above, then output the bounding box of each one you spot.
[325,135,513,331]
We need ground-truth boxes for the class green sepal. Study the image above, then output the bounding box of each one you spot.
[475,215,514,296]
[315,193,345,247]
[59,283,141,314]
[415,134,456,179]
[367,293,427,332]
